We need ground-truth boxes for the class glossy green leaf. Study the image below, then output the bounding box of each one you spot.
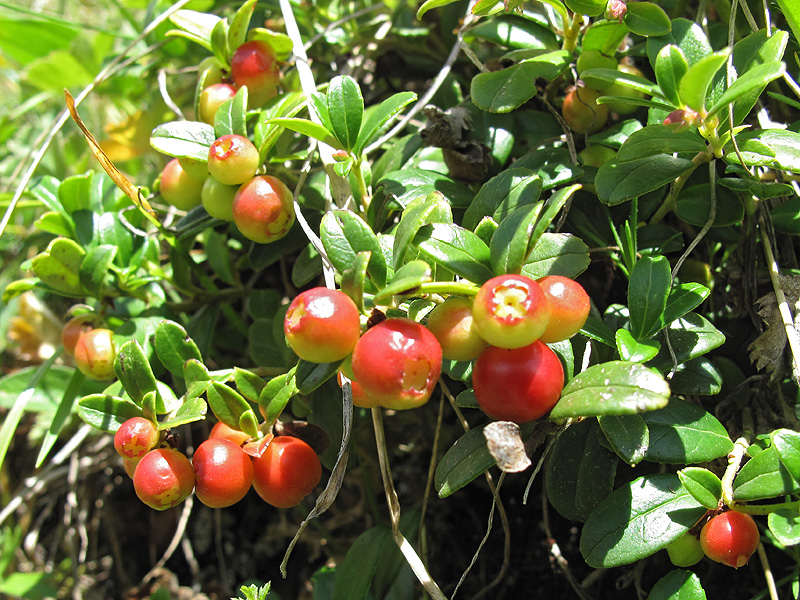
[114,340,158,407]
[596,155,694,205]
[76,394,144,433]
[655,45,689,106]
[615,329,661,363]
[646,570,707,600]
[663,283,710,325]
[734,444,800,501]
[159,395,207,430]
[373,260,433,306]
[79,244,116,296]
[341,252,370,312]
[624,2,671,37]
[149,121,216,162]
[773,429,800,481]
[393,193,453,271]
[580,316,617,347]
[768,509,800,547]
[296,359,342,395]
[643,398,733,464]
[628,255,671,340]
[580,67,663,98]
[580,473,706,568]
[227,0,256,52]
[31,237,85,296]
[513,147,584,190]
[471,51,570,113]
[354,91,416,155]
[167,10,221,51]
[550,361,670,418]
[463,168,542,230]
[413,223,494,284]
[214,85,248,138]
[321,210,387,287]
[467,15,558,49]
[254,92,307,158]
[723,129,800,172]
[266,117,341,148]
[259,371,298,426]
[247,28,293,59]
[489,204,541,276]
[35,211,74,238]
[583,21,629,56]
[677,467,722,510]
[327,75,363,151]
[522,232,590,279]
[678,49,730,112]
[651,312,725,369]
[707,61,785,118]
[435,425,495,497]
[598,414,649,466]
[234,367,266,403]
[616,125,706,162]
[646,18,713,68]
[416,0,459,20]
[207,382,256,431]
[210,17,229,66]
[154,320,203,377]
[546,420,618,521]
[668,357,722,395]
[35,369,87,467]
[333,526,391,600]
[565,0,606,17]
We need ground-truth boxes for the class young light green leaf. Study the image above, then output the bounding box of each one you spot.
[167,10,221,51]
[655,44,689,106]
[114,340,158,407]
[227,0,256,52]
[615,329,661,363]
[207,381,255,431]
[565,0,606,17]
[31,237,86,296]
[372,260,433,306]
[79,244,116,297]
[234,367,266,403]
[327,75,363,152]
[150,121,216,161]
[624,2,671,37]
[210,17,230,66]
[417,0,460,20]
[159,395,207,430]
[677,49,730,112]
[628,255,671,340]
[214,86,249,138]
[677,467,722,509]
[707,61,786,118]
[76,394,144,433]
[265,117,341,149]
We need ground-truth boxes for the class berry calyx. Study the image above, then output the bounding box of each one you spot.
[472,274,550,349]
[133,448,195,511]
[251,435,322,508]
[114,417,159,460]
[284,287,361,363]
[700,510,760,568]
[193,438,254,508]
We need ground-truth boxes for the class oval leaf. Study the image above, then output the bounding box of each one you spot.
[628,255,671,340]
[677,467,722,509]
[435,426,495,498]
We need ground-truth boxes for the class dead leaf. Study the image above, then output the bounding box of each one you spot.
[483,421,531,473]
[748,274,800,381]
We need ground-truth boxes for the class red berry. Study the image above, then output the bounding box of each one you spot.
[208,134,260,186]
[232,175,295,244]
[472,274,550,349]
[284,287,361,363]
[209,421,252,446]
[537,276,591,343]
[114,417,159,460]
[562,87,608,135]
[351,318,442,410]
[472,341,564,423]
[198,83,238,124]
[700,511,760,568]
[230,41,280,107]
[193,438,254,508]
[251,436,322,508]
[61,314,94,357]
[425,296,488,362]
[73,328,116,380]
[160,158,204,211]
[133,448,195,511]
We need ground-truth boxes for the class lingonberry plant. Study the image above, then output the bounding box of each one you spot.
[5,0,800,597]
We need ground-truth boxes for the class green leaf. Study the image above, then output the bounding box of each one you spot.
[435,425,495,497]
[354,91,417,155]
[296,359,342,394]
[565,0,606,17]
[259,371,298,426]
[247,28,293,59]
[677,49,730,112]
[489,204,541,276]
[470,51,570,113]
[214,86,249,138]
[416,0,460,20]
[615,329,661,363]
[467,14,559,49]
[583,21,629,56]
[393,192,453,271]
[228,0,256,52]
[707,61,786,118]
[321,210,388,287]
[580,67,663,98]
[734,444,800,501]
[646,570,707,600]
[463,168,543,230]
[546,420,618,521]
[254,92,307,158]
[663,283,710,325]
[646,18,713,68]
[159,395,207,430]
[522,232,590,279]
[341,252,371,311]
[655,45,689,106]
[624,2,671,37]
[266,117,341,148]
[207,382,257,432]
[413,223,495,284]
[167,10,221,51]
[580,473,706,568]
[210,17,230,66]
[79,244,116,296]
[598,414,650,466]
[596,155,694,205]
[723,129,800,172]
[669,357,722,395]
[550,361,670,418]
[234,367,266,403]
[628,255,671,341]
[580,316,617,347]
[677,467,722,510]
[651,312,725,369]
[154,320,203,377]
[150,121,216,162]
[373,168,474,214]
[114,340,159,407]
[643,398,733,464]
[327,75,363,152]
[76,394,144,433]
[333,526,392,600]
[768,509,800,547]
[35,369,87,468]
[616,125,707,162]
[31,237,86,296]
[373,261,433,306]
[773,428,800,481]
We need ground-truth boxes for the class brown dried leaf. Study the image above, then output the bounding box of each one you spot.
[748,274,800,381]
[483,421,531,473]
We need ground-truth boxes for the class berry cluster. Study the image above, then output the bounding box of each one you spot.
[114,417,322,511]
[284,274,590,423]
[158,40,295,245]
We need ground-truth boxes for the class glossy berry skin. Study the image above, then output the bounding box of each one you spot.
[193,438,254,508]
[472,341,564,423]
[562,87,608,135]
[61,315,94,356]
[209,421,252,446]
[201,177,237,221]
[351,318,443,410]
[133,448,195,511]
[73,328,116,380]
[230,41,280,107]
[114,417,159,460]
[207,134,260,186]
[666,532,705,567]
[198,83,238,124]
[284,287,361,363]
[700,511,760,568]
[160,158,204,211]
[232,175,295,244]
[251,436,322,508]
[537,276,591,343]
[472,274,550,349]
[425,297,487,362]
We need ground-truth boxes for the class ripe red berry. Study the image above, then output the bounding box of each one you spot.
[425,296,488,362]
[198,82,238,124]
[193,438,254,508]
[73,328,116,380]
[230,41,280,107]
[114,417,159,460]
[700,510,760,568]
[284,287,361,363]
[208,134,260,186]
[472,274,550,349]
[133,448,195,511]
[562,87,608,135]
[232,175,295,244]
[61,314,94,356]
[537,276,591,343]
[351,318,443,410]
[472,340,564,423]
[251,436,322,508]
[209,421,252,446]
[160,158,205,211]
